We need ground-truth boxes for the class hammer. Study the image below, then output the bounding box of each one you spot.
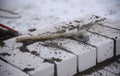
[16,18,106,42]
[16,29,89,42]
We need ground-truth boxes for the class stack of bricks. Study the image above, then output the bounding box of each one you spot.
[0,15,120,76]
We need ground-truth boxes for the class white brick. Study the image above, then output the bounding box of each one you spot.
[0,60,29,76]
[88,24,120,56]
[50,38,96,72]
[97,20,120,30]
[86,32,114,63]
[27,42,77,76]
[0,38,54,76]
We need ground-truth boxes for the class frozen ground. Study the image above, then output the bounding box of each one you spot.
[0,0,120,34]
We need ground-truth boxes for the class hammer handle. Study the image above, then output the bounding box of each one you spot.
[16,33,72,42]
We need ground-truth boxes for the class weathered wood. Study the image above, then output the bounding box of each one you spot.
[16,31,88,42]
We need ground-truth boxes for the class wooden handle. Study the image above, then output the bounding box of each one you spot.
[16,33,72,42]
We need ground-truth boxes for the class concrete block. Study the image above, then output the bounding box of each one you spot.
[50,38,96,72]
[0,60,29,76]
[0,38,54,76]
[27,42,77,76]
[88,24,120,56]
[97,20,120,30]
[85,32,114,63]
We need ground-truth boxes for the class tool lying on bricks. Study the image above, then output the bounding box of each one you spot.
[16,26,91,42]
[16,18,106,42]
[0,23,19,40]
[1,15,120,76]
[16,30,89,42]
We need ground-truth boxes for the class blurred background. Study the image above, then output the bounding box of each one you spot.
[0,0,120,34]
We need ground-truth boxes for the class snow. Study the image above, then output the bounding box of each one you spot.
[0,0,120,34]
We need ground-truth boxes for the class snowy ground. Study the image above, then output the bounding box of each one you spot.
[0,0,120,34]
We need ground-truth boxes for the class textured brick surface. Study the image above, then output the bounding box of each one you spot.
[88,24,120,56]
[97,20,120,30]
[0,60,29,76]
[0,38,54,76]
[49,38,96,72]
[27,42,77,76]
[86,32,114,63]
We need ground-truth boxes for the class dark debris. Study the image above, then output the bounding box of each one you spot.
[22,68,35,73]
[31,51,39,56]
[0,28,18,41]
[51,57,62,62]
[0,41,5,47]
[0,53,11,56]
[28,28,36,32]
[19,46,30,52]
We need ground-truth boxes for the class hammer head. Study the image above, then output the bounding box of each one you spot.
[71,29,89,42]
